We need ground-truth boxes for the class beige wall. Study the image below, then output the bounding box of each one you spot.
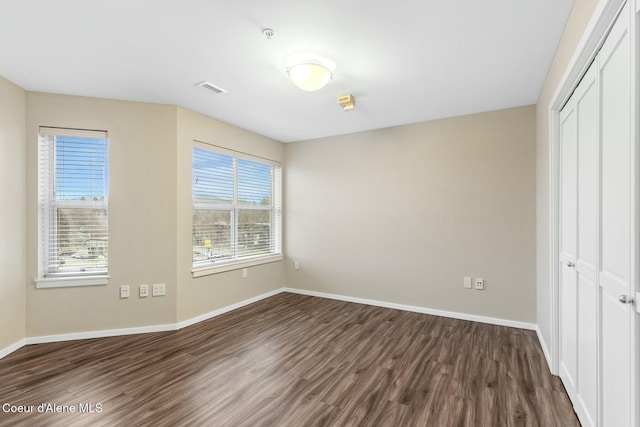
[25,93,178,336]
[0,76,26,349]
[176,107,285,322]
[285,106,536,323]
[20,94,286,338]
[535,0,599,350]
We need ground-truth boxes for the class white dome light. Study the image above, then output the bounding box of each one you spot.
[286,53,335,92]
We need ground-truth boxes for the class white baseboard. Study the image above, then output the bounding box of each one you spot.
[25,323,178,345]
[176,288,284,329]
[1,286,540,360]
[536,325,555,374]
[283,287,537,330]
[0,339,26,359]
[0,288,286,359]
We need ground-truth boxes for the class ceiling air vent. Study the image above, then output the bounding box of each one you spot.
[197,81,227,94]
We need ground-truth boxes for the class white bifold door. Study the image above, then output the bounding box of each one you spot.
[558,4,635,427]
[559,51,600,427]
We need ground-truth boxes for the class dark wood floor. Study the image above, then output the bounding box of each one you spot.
[0,293,579,426]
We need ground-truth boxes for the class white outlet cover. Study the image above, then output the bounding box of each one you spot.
[474,278,484,290]
[152,283,166,296]
[120,285,129,299]
[464,277,472,288]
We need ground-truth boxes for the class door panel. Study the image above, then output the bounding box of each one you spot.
[598,5,632,426]
[577,73,599,268]
[559,102,578,395]
[560,107,577,263]
[577,273,598,425]
[600,24,631,283]
[601,278,631,427]
[574,62,599,427]
[560,260,578,389]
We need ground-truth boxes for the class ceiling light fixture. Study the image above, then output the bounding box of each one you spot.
[286,53,335,92]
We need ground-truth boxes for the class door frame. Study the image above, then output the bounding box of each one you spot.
[547,0,637,425]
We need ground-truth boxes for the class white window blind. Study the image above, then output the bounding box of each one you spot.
[192,142,281,271]
[38,127,109,278]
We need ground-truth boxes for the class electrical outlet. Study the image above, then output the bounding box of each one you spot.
[120,285,129,299]
[464,277,472,289]
[242,268,248,279]
[139,284,149,298]
[294,260,300,270]
[152,283,166,297]
[475,278,484,290]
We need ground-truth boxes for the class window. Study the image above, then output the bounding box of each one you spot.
[37,127,109,287]
[192,142,282,275]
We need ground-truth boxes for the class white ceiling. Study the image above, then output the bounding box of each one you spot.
[0,0,574,142]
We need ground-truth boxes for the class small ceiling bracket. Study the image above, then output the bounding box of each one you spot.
[262,28,275,40]
[338,94,356,111]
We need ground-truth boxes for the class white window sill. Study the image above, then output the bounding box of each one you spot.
[192,255,283,278]
[35,275,109,289]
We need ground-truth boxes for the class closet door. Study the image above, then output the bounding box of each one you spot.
[558,5,634,426]
[598,5,632,426]
[558,59,599,427]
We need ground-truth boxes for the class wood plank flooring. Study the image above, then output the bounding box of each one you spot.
[0,293,579,426]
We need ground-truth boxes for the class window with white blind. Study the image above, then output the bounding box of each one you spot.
[37,127,109,287]
[192,141,282,275]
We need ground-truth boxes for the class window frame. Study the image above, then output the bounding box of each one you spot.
[36,127,109,288]
[191,141,282,277]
